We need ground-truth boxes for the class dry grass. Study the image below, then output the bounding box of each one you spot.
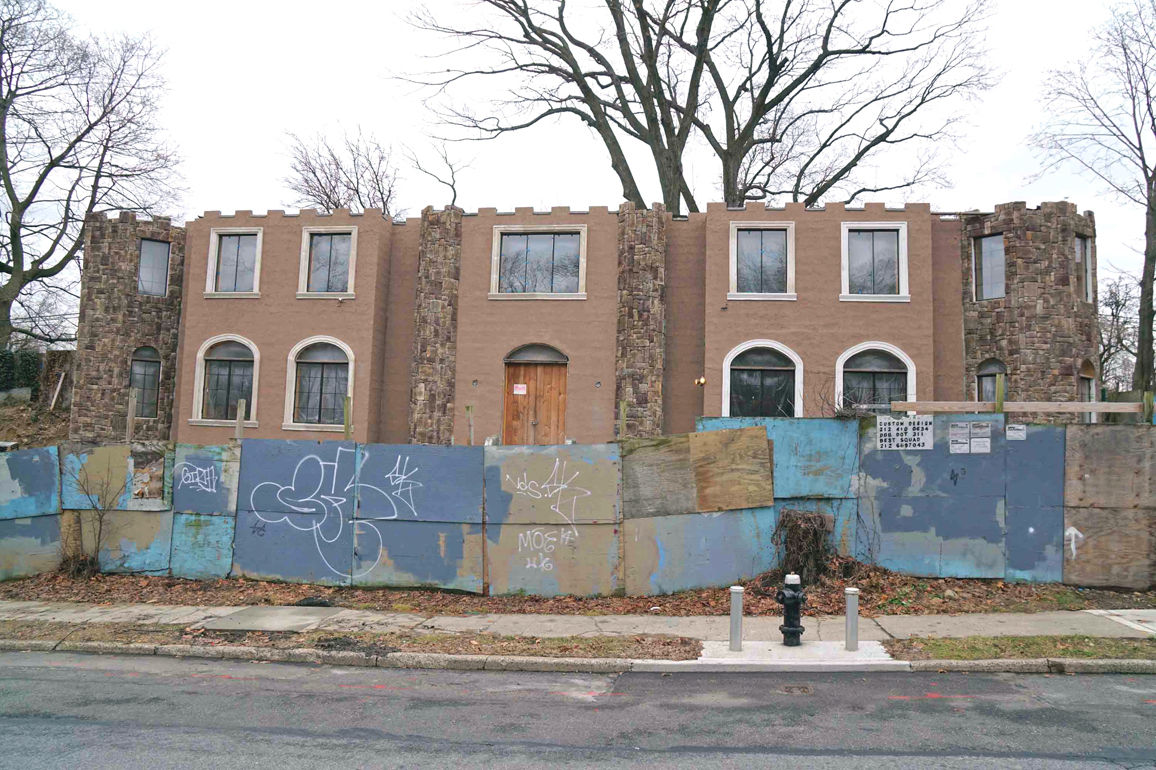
[885,635,1156,661]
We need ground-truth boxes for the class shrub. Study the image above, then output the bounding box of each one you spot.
[14,349,41,397]
[0,349,14,390]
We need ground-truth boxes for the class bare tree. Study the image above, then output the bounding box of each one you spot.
[405,143,469,207]
[1034,0,1156,391]
[0,0,177,351]
[284,129,401,217]
[60,450,129,578]
[412,0,989,214]
[1099,273,1140,391]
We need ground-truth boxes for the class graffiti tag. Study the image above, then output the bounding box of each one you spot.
[175,462,219,494]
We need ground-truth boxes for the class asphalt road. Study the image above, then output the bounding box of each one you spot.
[0,652,1153,769]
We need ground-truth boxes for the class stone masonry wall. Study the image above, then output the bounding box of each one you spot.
[615,203,666,438]
[70,212,186,441]
[962,201,1098,423]
[409,206,462,445]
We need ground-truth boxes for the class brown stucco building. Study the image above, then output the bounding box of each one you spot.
[70,199,1100,445]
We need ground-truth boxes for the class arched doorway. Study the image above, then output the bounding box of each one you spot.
[503,344,568,445]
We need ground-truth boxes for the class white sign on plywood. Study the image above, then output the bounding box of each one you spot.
[877,415,934,451]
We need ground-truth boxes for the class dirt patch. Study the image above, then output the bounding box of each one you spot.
[0,403,69,448]
[0,621,700,660]
[885,635,1156,661]
[3,559,1154,617]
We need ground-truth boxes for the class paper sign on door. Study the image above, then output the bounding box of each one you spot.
[513,383,527,395]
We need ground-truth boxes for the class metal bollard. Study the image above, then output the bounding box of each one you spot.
[729,586,744,652]
[845,587,860,651]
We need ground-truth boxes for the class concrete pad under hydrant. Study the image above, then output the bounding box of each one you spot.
[200,606,345,632]
[633,640,909,672]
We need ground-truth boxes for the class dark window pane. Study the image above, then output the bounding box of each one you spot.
[844,350,905,371]
[729,369,762,417]
[735,230,761,292]
[203,359,253,421]
[847,231,874,294]
[499,234,528,293]
[294,363,323,423]
[205,341,253,361]
[976,235,1004,300]
[215,235,239,292]
[328,233,351,292]
[552,233,580,293]
[732,347,793,369]
[138,240,170,296]
[873,231,898,294]
[130,359,160,418]
[319,363,348,424]
[294,361,348,424]
[525,234,555,293]
[978,374,997,402]
[761,370,794,417]
[761,230,787,293]
[843,371,907,414]
[308,234,332,292]
[298,342,346,362]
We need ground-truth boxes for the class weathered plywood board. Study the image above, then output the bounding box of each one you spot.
[623,508,777,596]
[173,444,240,516]
[0,514,61,579]
[688,427,773,513]
[353,520,483,593]
[61,509,173,574]
[170,513,236,579]
[1063,507,1155,589]
[1005,425,1065,583]
[487,521,620,597]
[622,428,774,519]
[0,446,60,520]
[232,509,352,585]
[357,444,482,523]
[238,439,360,516]
[1064,425,1156,509]
[696,417,859,499]
[484,444,620,526]
[60,443,171,512]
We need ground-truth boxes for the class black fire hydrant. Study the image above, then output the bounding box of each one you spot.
[775,573,806,646]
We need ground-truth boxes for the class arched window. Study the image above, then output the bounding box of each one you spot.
[841,349,909,414]
[976,358,1007,402]
[130,347,161,418]
[504,343,569,364]
[202,341,254,420]
[293,342,349,425]
[729,348,797,417]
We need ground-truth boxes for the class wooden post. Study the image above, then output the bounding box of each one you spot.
[465,405,474,446]
[234,399,247,441]
[1144,391,1155,424]
[618,398,628,439]
[126,388,137,443]
[343,396,352,440]
[994,373,1006,414]
[48,370,65,412]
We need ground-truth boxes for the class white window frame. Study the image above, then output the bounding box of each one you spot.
[188,333,260,428]
[489,224,588,300]
[205,227,263,298]
[839,222,910,302]
[297,226,358,299]
[720,339,805,417]
[282,335,355,432]
[137,238,171,297]
[728,222,797,301]
[834,341,917,409]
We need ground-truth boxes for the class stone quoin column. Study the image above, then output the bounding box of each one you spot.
[615,202,667,438]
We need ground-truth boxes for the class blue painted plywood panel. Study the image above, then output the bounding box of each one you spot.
[0,446,59,520]
[697,417,858,499]
[0,514,61,579]
[173,444,240,516]
[352,519,483,592]
[356,444,483,523]
[232,509,352,585]
[624,508,777,595]
[238,439,360,517]
[92,510,174,574]
[1005,424,1065,582]
[170,513,236,579]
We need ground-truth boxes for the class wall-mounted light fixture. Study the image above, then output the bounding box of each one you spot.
[694,376,707,387]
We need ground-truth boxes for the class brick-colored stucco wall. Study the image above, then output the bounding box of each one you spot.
[962,201,1098,423]
[70,212,185,442]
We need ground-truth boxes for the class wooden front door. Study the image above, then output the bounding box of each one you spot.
[503,363,567,445]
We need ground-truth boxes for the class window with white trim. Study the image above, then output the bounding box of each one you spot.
[206,229,262,295]
[137,239,170,296]
[729,347,796,417]
[841,349,908,413]
[840,222,908,301]
[489,225,587,299]
[974,234,1005,300]
[293,342,349,425]
[729,222,795,299]
[202,341,254,421]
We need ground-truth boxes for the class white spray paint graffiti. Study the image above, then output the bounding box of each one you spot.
[505,458,590,540]
[516,526,579,571]
[248,446,424,578]
[1064,526,1085,559]
[174,462,218,494]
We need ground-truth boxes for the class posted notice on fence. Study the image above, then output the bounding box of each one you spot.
[949,421,992,454]
[877,415,934,451]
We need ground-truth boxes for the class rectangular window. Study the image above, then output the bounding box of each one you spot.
[307,233,352,293]
[1076,236,1093,302]
[214,234,258,292]
[130,360,160,419]
[974,234,1005,300]
[735,229,788,294]
[847,230,900,295]
[294,362,348,425]
[137,239,170,296]
[977,375,998,402]
[497,232,581,294]
[203,361,253,421]
[1079,375,1095,424]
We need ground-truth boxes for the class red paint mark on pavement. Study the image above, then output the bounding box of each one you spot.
[888,692,975,701]
[337,684,413,691]
[1144,699,1156,705]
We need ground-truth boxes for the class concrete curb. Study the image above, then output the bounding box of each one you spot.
[0,639,1152,674]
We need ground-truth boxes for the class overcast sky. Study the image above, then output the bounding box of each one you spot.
[58,0,1143,279]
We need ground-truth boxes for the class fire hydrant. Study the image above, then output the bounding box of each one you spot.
[775,573,806,646]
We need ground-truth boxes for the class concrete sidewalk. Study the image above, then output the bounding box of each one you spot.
[0,599,1152,641]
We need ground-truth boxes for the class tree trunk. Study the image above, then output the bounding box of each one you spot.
[721,152,743,208]
[0,297,13,351]
[1134,194,1156,391]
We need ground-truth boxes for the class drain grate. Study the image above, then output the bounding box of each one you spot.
[780,685,813,695]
